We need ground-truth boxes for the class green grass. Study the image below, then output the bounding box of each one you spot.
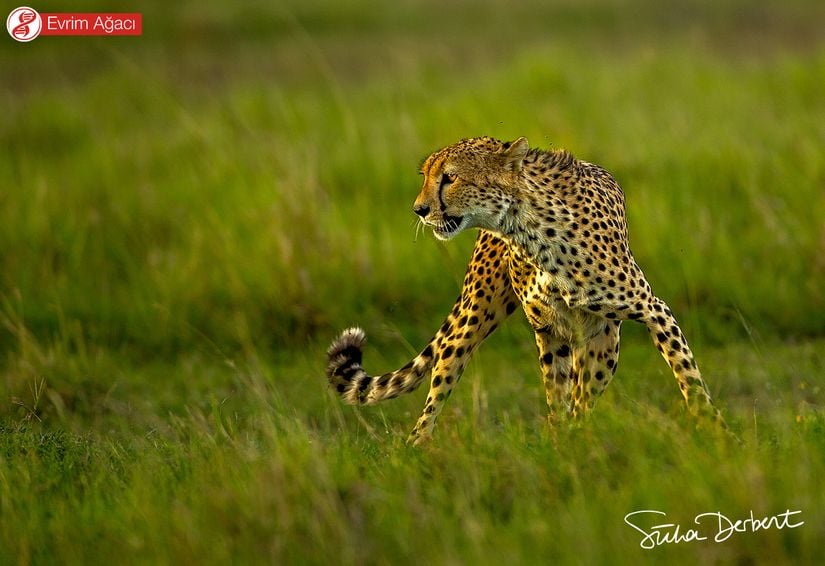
[1,0,824,563]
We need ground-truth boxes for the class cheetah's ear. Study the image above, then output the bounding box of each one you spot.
[500,137,529,172]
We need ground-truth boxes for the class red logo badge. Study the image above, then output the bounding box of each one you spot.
[6,6,42,42]
[6,6,142,41]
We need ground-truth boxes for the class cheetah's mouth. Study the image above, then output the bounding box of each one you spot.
[432,214,467,240]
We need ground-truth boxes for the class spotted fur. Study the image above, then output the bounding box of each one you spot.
[326,136,726,444]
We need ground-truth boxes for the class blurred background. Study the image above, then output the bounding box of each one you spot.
[1,1,824,563]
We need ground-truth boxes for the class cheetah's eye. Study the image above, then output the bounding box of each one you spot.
[440,172,457,188]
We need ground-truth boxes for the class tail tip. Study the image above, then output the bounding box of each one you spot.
[327,326,366,356]
[326,327,366,377]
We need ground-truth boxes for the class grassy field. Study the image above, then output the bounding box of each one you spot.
[2,0,825,563]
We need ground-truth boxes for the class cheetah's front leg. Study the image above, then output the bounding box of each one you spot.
[407,231,519,445]
[534,329,575,421]
[570,321,621,417]
[535,321,621,421]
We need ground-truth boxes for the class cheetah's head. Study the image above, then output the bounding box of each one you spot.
[413,137,529,240]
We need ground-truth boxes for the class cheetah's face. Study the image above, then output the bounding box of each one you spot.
[413,137,529,240]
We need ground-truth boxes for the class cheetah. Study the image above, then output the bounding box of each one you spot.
[326,136,726,445]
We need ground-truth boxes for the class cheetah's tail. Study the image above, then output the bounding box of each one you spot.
[325,327,434,405]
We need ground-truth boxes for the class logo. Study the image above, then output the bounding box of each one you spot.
[6,6,41,42]
[6,7,142,41]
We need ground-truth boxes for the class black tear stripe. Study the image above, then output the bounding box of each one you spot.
[438,174,452,211]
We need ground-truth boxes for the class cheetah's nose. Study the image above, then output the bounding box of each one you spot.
[413,204,430,218]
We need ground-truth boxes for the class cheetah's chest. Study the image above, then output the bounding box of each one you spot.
[507,246,602,344]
